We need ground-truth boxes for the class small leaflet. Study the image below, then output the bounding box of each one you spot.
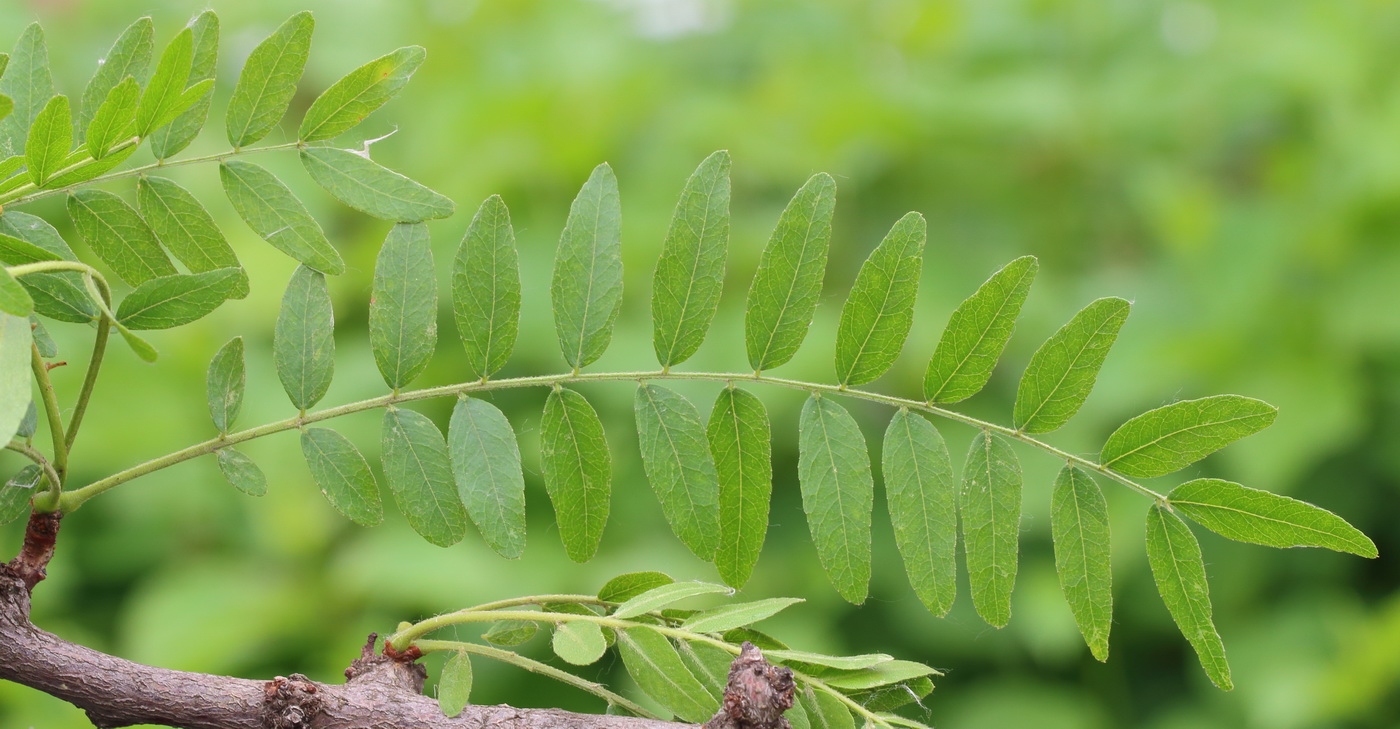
[115,268,243,330]
[1050,464,1112,661]
[369,223,438,389]
[708,386,772,589]
[618,626,714,723]
[150,11,219,159]
[448,396,527,559]
[300,146,454,222]
[551,162,622,369]
[1169,478,1377,557]
[272,265,334,411]
[437,651,472,718]
[552,620,607,665]
[206,336,245,434]
[797,395,873,604]
[1013,296,1130,434]
[882,409,957,617]
[634,384,721,561]
[225,12,313,147]
[651,149,730,368]
[67,189,176,286]
[217,448,266,497]
[300,427,383,527]
[382,408,469,548]
[220,159,344,275]
[299,46,425,142]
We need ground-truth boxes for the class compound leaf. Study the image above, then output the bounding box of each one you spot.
[273,265,334,410]
[150,11,218,159]
[651,149,730,367]
[216,448,266,497]
[1050,465,1112,661]
[116,268,242,330]
[540,387,611,563]
[1101,395,1278,478]
[25,94,70,187]
[0,24,54,155]
[206,336,245,434]
[438,651,472,718]
[618,626,714,723]
[453,195,519,379]
[86,77,140,160]
[1013,297,1130,433]
[1169,479,1376,557]
[0,212,96,323]
[882,409,957,617]
[370,222,438,389]
[1146,504,1231,690]
[961,431,1022,627]
[300,45,424,142]
[220,159,343,275]
[797,394,873,604]
[0,312,32,445]
[924,256,1037,403]
[552,620,607,666]
[634,383,721,561]
[383,408,468,548]
[300,146,454,222]
[226,12,313,147]
[551,162,622,369]
[77,17,153,139]
[708,386,771,589]
[136,175,247,297]
[449,396,527,559]
[834,211,925,386]
[301,426,382,527]
[67,189,176,285]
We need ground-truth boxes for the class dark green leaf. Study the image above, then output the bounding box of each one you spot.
[540,387,611,562]
[1013,297,1130,433]
[300,146,454,222]
[217,448,266,496]
[744,172,836,371]
[0,24,54,156]
[681,598,802,633]
[67,189,176,286]
[612,581,732,619]
[482,620,538,646]
[370,223,437,388]
[834,211,925,386]
[453,195,519,379]
[449,396,527,559]
[116,268,242,330]
[206,336,244,434]
[551,162,622,369]
[220,160,344,275]
[0,212,94,323]
[1050,465,1112,662]
[438,651,472,718]
[301,427,382,527]
[0,312,33,444]
[1169,479,1377,557]
[961,431,1022,627]
[797,394,873,604]
[137,176,247,298]
[25,94,70,186]
[86,77,140,159]
[225,12,313,147]
[634,384,721,561]
[923,256,1038,403]
[598,571,673,603]
[0,267,34,316]
[149,11,218,159]
[1146,504,1231,690]
[708,386,771,589]
[552,621,607,665]
[677,640,736,700]
[882,409,957,617]
[618,627,714,723]
[77,18,153,140]
[273,266,334,410]
[651,149,730,367]
[134,28,192,137]
[1101,395,1278,478]
[383,408,467,548]
[300,46,425,142]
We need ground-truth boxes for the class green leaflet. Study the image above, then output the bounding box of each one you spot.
[881,409,957,617]
[17,398,37,437]
[708,386,772,589]
[382,408,468,548]
[86,275,157,362]
[797,394,873,604]
[834,211,926,386]
[206,336,245,434]
[136,176,247,298]
[1146,504,1231,690]
[2,467,38,525]
[67,189,176,286]
[226,12,313,147]
[45,144,137,190]
[1050,465,1112,662]
[618,627,714,723]
[677,640,736,700]
[77,17,152,140]
[220,160,343,275]
[552,620,607,665]
[150,11,218,159]
[819,659,940,690]
[0,97,9,127]
[300,427,383,527]
[453,195,519,379]
[216,448,266,497]
[273,266,334,410]
[300,46,425,142]
[551,162,622,369]
[86,77,140,160]
[634,384,721,561]
[651,149,730,367]
[115,268,242,330]
[438,651,472,718]
[28,318,54,358]
[612,581,732,619]
[0,24,54,155]
[0,313,33,445]
[0,234,56,264]
[25,94,70,187]
[134,28,192,137]
[540,388,611,562]
[961,431,1022,627]
[744,172,837,372]
[1013,297,1130,434]
[681,598,803,633]
[597,571,673,603]
[1169,479,1377,557]
[0,268,34,316]
[1101,395,1278,478]
[482,619,539,646]
[851,676,934,713]
[300,146,454,222]
[0,211,95,323]
[449,396,527,559]
[801,687,855,729]
[370,223,438,389]
[924,255,1038,403]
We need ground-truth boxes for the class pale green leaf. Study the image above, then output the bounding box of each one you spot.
[634,383,721,560]
[0,154,19,179]
[1146,504,1232,690]
[136,176,247,297]
[2,467,39,525]
[149,11,218,159]
[449,396,527,559]
[551,162,622,369]
[25,94,70,186]
[797,394,873,604]
[677,640,736,700]
[217,448,266,496]
[77,18,153,140]
[301,427,382,527]
[44,144,136,190]
[819,659,940,690]
[453,195,519,379]
[708,386,771,589]
[800,687,854,729]
[961,431,1022,627]
[383,408,468,548]
[0,312,33,444]
[16,399,36,438]
[744,172,836,371]
[849,677,934,713]
[1050,465,1112,662]
[1170,479,1377,557]
[206,336,244,434]
[612,581,732,619]
[618,627,714,723]
[552,620,607,665]
[1,211,95,323]
[651,149,730,367]
[116,268,242,330]
[882,409,957,617]
[134,28,191,137]
[220,159,344,275]
[85,77,139,159]
[1101,395,1278,478]
[300,46,425,142]
[1013,297,1130,433]
[0,232,58,264]
[28,317,54,358]
[0,97,9,127]
[597,571,673,603]
[226,12,313,147]
[67,189,176,286]
[834,211,925,386]
[764,650,891,672]
[681,598,803,634]
[0,267,34,316]
[924,256,1038,403]
[540,387,611,562]
[482,620,539,646]
[300,146,454,222]
[0,24,54,155]
[438,651,472,718]
[370,222,438,389]
[273,266,334,410]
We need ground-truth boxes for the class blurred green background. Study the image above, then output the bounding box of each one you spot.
[1,0,1397,726]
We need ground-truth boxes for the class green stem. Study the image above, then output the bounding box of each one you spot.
[65,304,112,453]
[413,639,661,720]
[29,344,67,485]
[58,369,1162,513]
[4,440,62,512]
[460,594,611,613]
[6,260,107,279]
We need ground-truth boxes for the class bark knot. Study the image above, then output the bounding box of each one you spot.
[704,642,796,729]
[263,673,322,729]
